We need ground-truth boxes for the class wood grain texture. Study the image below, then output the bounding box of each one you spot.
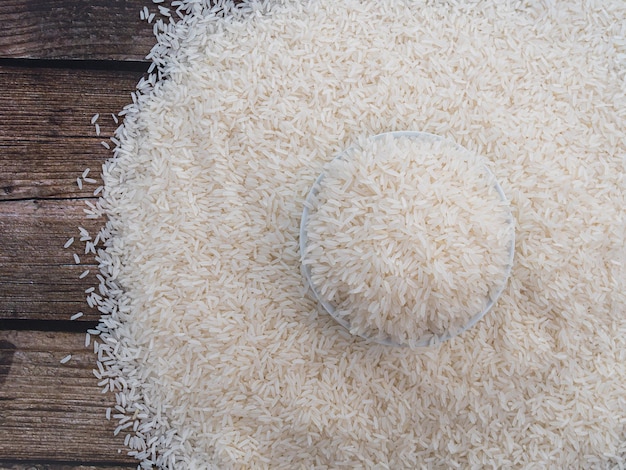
[0,465,132,470]
[0,330,135,466]
[0,200,106,322]
[0,0,155,60]
[0,0,160,466]
[0,66,144,200]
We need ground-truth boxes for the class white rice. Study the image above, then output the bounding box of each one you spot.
[302,134,513,346]
[81,0,626,468]
[78,226,90,241]
[63,237,74,249]
[157,5,170,17]
[84,241,95,254]
[70,312,84,320]
[60,354,72,364]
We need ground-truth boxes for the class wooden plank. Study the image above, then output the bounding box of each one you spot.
[0,66,144,200]
[0,0,155,61]
[0,138,107,200]
[0,465,131,470]
[0,200,105,322]
[0,330,135,466]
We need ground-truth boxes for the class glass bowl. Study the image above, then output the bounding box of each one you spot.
[299,131,515,347]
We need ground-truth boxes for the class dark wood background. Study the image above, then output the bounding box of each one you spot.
[0,1,163,467]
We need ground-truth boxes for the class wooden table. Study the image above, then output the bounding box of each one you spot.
[0,2,163,467]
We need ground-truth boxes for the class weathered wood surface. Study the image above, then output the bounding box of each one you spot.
[0,331,135,466]
[0,0,153,466]
[0,66,145,200]
[0,65,145,323]
[0,200,104,322]
[0,0,155,61]
[1,465,132,470]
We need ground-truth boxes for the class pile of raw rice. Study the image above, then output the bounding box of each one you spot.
[301,133,514,347]
[83,0,626,467]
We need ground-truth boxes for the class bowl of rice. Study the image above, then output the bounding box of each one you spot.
[300,131,515,348]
